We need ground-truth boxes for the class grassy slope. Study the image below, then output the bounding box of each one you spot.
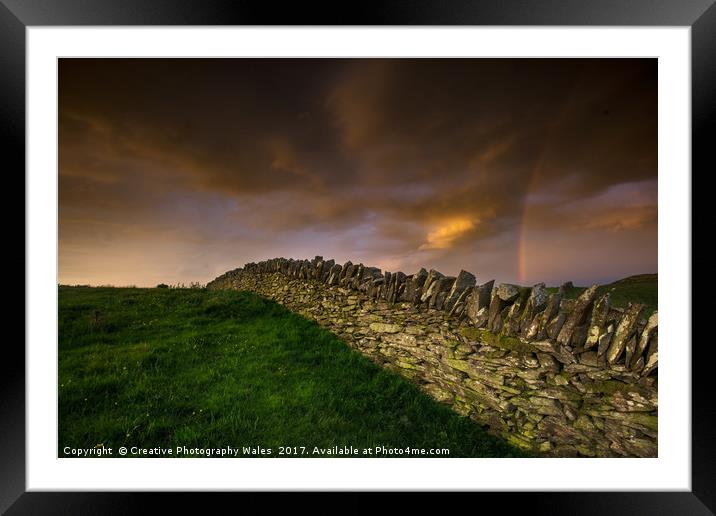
[59,286,525,458]
[546,274,657,314]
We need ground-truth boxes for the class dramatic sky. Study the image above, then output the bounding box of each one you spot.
[59,58,657,287]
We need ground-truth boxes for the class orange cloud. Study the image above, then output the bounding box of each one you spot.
[420,218,478,250]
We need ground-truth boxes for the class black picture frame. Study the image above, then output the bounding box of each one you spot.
[4,0,711,513]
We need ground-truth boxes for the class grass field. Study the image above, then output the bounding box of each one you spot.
[546,274,657,314]
[58,286,526,458]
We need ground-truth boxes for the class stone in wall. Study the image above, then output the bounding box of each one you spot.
[327,264,343,285]
[556,285,598,348]
[632,311,658,369]
[400,268,428,304]
[606,303,644,367]
[519,283,548,335]
[447,286,471,318]
[496,283,520,302]
[339,262,355,285]
[487,283,519,333]
[503,294,527,336]
[584,293,611,350]
[321,259,335,282]
[387,271,407,304]
[420,270,445,303]
[444,270,477,312]
[311,256,323,279]
[465,280,494,327]
[642,333,658,376]
[487,289,503,333]
[428,276,455,310]
[348,263,362,288]
[536,292,562,340]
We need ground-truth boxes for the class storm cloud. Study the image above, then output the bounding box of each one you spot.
[59,58,657,287]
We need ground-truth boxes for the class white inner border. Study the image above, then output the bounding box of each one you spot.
[27,27,691,491]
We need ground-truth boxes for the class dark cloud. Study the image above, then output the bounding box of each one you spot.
[59,58,657,286]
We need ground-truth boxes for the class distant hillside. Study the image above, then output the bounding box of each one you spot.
[547,274,657,315]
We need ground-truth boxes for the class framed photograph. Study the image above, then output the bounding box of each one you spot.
[7,0,710,512]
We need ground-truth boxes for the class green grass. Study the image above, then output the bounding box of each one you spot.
[546,274,657,314]
[59,286,525,458]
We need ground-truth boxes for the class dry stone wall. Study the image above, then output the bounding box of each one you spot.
[207,256,658,457]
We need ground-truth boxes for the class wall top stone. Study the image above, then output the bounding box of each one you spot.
[208,256,657,377]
